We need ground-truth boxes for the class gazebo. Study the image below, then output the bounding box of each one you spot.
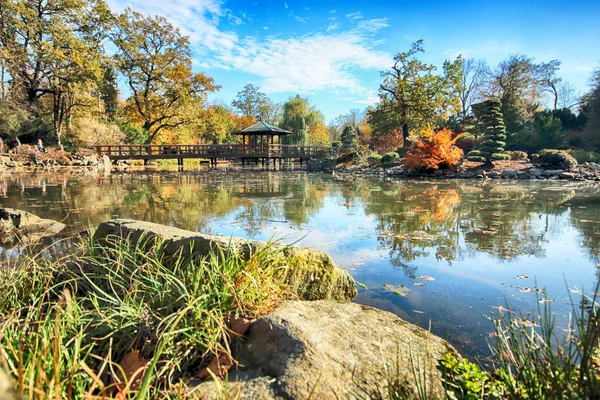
[234,120,292,146]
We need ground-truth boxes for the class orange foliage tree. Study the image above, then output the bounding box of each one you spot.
[370,129,402,153]
[406,127,464,170]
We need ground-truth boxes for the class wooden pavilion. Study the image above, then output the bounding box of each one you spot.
[233,120,292,146]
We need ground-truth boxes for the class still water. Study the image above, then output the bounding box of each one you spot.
[1,169,599,359]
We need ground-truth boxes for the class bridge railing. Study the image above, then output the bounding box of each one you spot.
[95,144,339,159]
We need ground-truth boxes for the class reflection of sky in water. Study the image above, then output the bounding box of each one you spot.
[1,170,599,359]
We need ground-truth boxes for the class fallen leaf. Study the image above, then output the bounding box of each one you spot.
[198,351,233,381]
[412,282,427,287]
[112,350,148,395]
[416,275,435,281]
[539,298,555,303]
[515,275,529,279]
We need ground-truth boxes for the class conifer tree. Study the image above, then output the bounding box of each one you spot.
[467,98,510,163]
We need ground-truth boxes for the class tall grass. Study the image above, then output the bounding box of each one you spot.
[491,285,600,399]
[0,233,291,398]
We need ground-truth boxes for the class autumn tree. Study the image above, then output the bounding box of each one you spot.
[0,0,113,146]
[113,10,218,143]
[406,127,464,170]
[370,40,462,148]
[307,121,330,146]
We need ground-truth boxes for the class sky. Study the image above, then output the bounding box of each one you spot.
[106,0,600,123]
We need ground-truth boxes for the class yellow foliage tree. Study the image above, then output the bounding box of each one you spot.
[307,121,330,146]
[406,127,464,170]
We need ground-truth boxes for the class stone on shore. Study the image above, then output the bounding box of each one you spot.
[93,219,357,301]
[0,208,66,246]
[196,301,455,399]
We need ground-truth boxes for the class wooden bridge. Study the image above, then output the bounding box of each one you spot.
[95,144,338,167]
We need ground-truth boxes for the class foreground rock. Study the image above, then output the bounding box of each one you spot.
[196,301,455,399]
[0,208,66,246]
[94,219,357,301]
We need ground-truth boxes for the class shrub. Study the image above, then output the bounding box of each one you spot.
[534,149,578,169]
[70,118,125,148]
[367,154,383,165]
[381,152,400,164]
[567,149,600,164]
[507,150,529,161]
[405,127,464,170]
[491,153,511,161]
[466,98,509,163]
[331,141,342,148]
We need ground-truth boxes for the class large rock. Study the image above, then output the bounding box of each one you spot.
[0,208,66,246]
[94,219,357,301]
[196,301,455,399]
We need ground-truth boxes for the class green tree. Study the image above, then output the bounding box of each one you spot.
[280,95,324,145]
[340,125,357,154]
[99,64,119,121]
[231,83,281,124]
[467,98,510,163]
[487,55,544,133]
[581,68,600,150]
[370,40,463,147]
[113,9,218,142]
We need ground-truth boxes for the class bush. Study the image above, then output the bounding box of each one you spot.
[381,152,400,164]
[567,149,600,164]
[534,149,578,169]
[507,150,529,161]
[331,141,342,148]
[491,153,511,161]
[367,154,383,165]
[406,127,464,170]
[70,118,125,148]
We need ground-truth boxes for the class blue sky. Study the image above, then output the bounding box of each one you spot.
[107,0,600,122]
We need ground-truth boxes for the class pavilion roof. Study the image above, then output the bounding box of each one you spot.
[233,120,292,136]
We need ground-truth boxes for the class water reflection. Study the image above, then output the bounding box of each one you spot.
[1,170,599,358]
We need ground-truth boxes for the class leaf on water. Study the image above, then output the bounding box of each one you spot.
[416,275,435,281]
[392,290,407,297]
[491,306,514,313]
[520,287,534,293]
[515,275,529,279]
[412,310,424,314]
[473,229,495,235]
[539,298,555,303]
[412,282,427,287]
[343,202,350,207]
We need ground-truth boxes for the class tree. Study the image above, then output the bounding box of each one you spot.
[557,82,580,110]
[458,58,489,119]
[406,127,464,170]
[113,10,218,142]
[538,60,562,110]
[0,0,113,146]
[307,121,329,146]
[371,40,463,147]
[280,95,324,144]
[99,64,119,120]
[340,125,357,154]
[487,55,543,133]
[467,98,510,163]
[581,68,600,150]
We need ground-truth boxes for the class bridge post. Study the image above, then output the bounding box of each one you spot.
[144,159,148,166]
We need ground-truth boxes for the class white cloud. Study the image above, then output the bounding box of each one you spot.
[295,15,309,23]
[326,22,340,32]
[345,11,363,21]
[108,0,391,95]
[284,1,288,9]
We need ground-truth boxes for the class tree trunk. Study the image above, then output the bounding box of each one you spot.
[402,123,410,148]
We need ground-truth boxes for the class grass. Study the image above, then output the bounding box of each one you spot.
[0,233,291,399]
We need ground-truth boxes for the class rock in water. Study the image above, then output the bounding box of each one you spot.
[0,208,66,246]
[94,219,357,301]
[196,301,456,399]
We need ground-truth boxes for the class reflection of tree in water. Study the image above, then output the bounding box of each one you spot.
[357,180,580,277]
[567,189,600,264]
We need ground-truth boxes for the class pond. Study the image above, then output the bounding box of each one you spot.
[1,169,599,360]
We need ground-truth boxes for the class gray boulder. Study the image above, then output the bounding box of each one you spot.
[196,301,455,399]
[0,208,66,246]
[94,219,357,301]
[500,169,518,178]
[528,168,543,176]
